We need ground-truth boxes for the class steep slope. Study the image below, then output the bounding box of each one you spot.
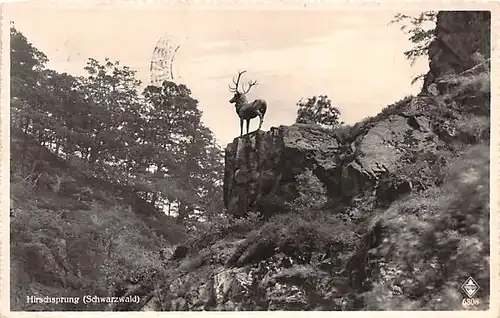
[142,10,491,311]
[10,130,187,311]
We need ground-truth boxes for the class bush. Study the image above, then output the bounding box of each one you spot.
[286,169,328,215]
[226,207,358,270]
[295,95,343,128]
[455,116,490,143]
[184,212,262,253]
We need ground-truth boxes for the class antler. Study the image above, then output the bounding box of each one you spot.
[228,70,247,93]
[242,79,258,94]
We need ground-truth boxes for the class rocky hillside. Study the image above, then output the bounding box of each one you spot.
[9,10,491,312]
[140,11,491,311]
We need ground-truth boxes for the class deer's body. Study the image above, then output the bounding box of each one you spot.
[228,70,267,136]
[231,95,267,136]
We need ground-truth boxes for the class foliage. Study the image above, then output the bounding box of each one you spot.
[364,144,490,310]
[390,11,437,85]
[10,25,225,311]
[455,116,490,144]
[141,82,224,223]
[10,176,170,310]
[227,208,358,271]
[184,212,262,252]
[427,54,490,145]
[391,11,437,65]
[10,26,223,224]
[286,169,328,215]
[438,53,491,102]
[295,95,343,128]
[10,25,48,81]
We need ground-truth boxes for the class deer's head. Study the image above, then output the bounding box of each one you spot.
[228,70,258,105]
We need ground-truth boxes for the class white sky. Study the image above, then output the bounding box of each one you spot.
[5,2,429,146]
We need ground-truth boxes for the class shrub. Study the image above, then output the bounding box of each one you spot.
[436,54,490,116]
[455,116,490,144]
[295,95,343,128]
[228,208,358,268]
[184,212,262,252]
[286,169,328,216]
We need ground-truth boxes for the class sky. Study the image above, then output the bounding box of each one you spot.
[5,2,430,146]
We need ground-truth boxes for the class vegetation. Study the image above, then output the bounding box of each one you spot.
[364,144,490,310]
[295,95,343,128]
[10,26,223,224]
[391,11,437,65]
[10,25,223,310]
[391,11,437,84]
[9,10,490,312]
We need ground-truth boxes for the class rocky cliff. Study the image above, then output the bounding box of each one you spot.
[223,106,445,219]
[223,125,352,218]
[423,10,491,91]
[143,11,491,311]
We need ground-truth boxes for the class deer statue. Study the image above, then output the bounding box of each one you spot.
[228,70,268,136]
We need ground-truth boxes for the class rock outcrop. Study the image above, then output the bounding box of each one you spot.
[143,11,491,311]
[423,10,491,91]
[223,125,350,218]
[223,106,446,218]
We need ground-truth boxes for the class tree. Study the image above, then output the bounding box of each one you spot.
[10,25,49,135]
[77,58,144,165]
[391,11,437,65]
[295,95,343,128]
[11,25,224,225]
[390,11,437,84]
[10,24,48,76]
[142,81,224,223]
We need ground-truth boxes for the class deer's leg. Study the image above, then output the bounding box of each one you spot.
[240,118,244,136]
[257,111,263,130]
[246,119,250,135]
